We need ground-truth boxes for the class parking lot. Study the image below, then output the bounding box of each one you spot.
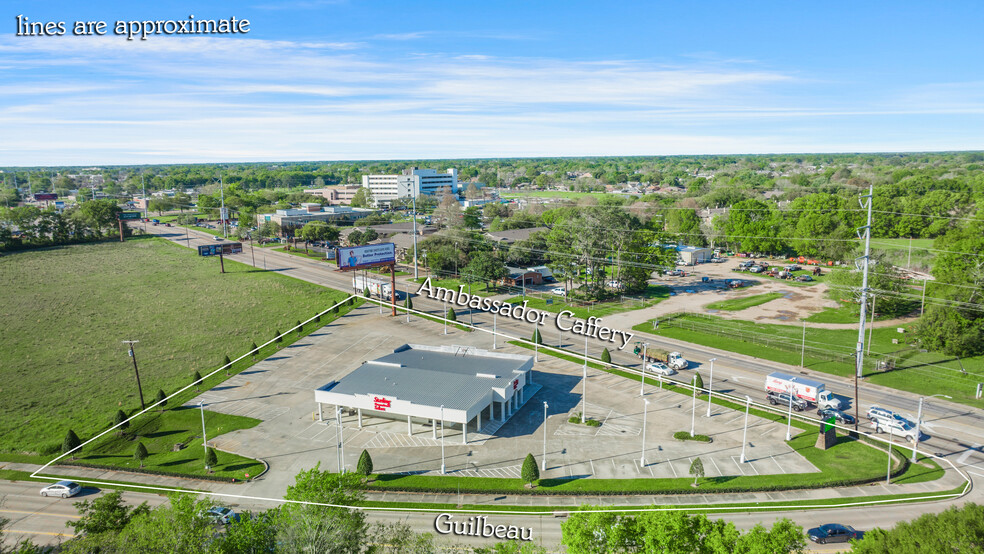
[187,304,818,499]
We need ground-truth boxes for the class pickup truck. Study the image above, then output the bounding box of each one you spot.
[767,390,808,411]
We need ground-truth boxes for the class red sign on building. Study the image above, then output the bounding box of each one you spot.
[513,379,519,390]
[373,396,391,411]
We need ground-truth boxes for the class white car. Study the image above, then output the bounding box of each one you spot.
[646,362,677,376]
[550,287,566,296]
[40,481,82,498]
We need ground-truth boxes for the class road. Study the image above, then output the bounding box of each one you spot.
[12,222,969,551]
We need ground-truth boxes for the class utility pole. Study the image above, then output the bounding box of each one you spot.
[141,174,147,220]
[219,175,226,238]
[122,340,146,410]
[853,183,874,432]
[412,187,419,279]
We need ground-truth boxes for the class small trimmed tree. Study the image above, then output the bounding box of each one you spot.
[521,453,540,487]
[192,371,203,391]
[274,330,282,348]
[155,389,167,412]
[601,347,611,363]
[447,307,457,322]
[364,287,371,298]
[205,447,218,470]
[692,371,704,394]
[690,457,705,487]
[114,410,130,437]
[63,429,82,460]
[250,341,258,361]
[357,449,374,479]
[134,442,148,468]
[532,328,542,345]
[223,355,232,376]
[314,312,321,323]
[330,305,338,314]
[296,320,303,336]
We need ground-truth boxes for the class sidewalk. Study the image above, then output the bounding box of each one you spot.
[4,458,972,511]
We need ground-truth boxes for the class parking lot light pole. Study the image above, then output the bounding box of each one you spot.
[785,385,794,441]
[706,358,716,418]
[542,402,548,471]
[582,335,588,424]
[443,298,448,335]
[912,394,951,462]
[199,400,208,470]
[690,375,697,437]
[640,343,648,395]
[640,399,650,466]
[740,396,752,463]
[440,405,446,475]
[336,407,345,473]
[886,425,894,484]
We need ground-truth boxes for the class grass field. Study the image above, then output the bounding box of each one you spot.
[505,285,671,319]
[0,236,350,455]
[705,292,784,311]
[803,301,899,324]
[633,314,984,408]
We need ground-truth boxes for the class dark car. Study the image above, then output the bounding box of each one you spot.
[767,391,807,411]
[807,523,858,544]
[817,407,856,425]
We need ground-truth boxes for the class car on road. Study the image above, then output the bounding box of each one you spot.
[213,235,223,241]
[40,481,82,498]
[767,391,808,411]
[807,523,858,544]
[871,417,920,442]
[817,407,856,425]
[866,406,909,425]
[203,506,240,525]
[550,287,566,296]
[645,362,677,376]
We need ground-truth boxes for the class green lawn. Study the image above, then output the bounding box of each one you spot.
[73,406,265,481]
[869,238,936,252]
[505,285,672,319]
[804,301,898,324]
[274,246,334,262]
[153,212,202,223]
[705,292,784,311]
[0,236,351,455]
[633,314,984,408]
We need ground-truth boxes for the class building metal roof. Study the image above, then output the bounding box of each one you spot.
[320,344,532,412]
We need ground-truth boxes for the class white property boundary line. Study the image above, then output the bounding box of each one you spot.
[31,294,974,516]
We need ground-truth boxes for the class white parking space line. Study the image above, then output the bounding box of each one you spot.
[666,457,678,477]
[709,457,722,477]
[770,455,786,474]
[589,459,595,476]
[731,456,746,475]
[968,471,984,479]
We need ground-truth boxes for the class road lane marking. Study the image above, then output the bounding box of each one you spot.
[956,443,981,465]
[1,529,76,537]
[0,509,80,519]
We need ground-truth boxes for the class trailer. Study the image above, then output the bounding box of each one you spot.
[353,275,391,298]
[634,346,689,370]
[765,372,840,409]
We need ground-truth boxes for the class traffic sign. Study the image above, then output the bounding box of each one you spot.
[118,212,142,220]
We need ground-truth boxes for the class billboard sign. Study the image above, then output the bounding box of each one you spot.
[118,211,142,220]
[336,243,396,270]
[34,193,57,201]
[198,242,243,257]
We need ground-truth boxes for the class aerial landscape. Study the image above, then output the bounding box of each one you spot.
[2,1,983,553]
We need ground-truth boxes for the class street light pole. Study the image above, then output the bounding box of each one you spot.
[911,394,950,462]
[706,358,716,418]
[122,340,146,410]
[785,385,794,441]
[412,190,418,279]
[581,334,588,424]
[199,400,208,470]
[640,398,649,466]
[493,312,497,349]
[336,407,345,474]
[740,396,751,463]
[886,425,894,484]
[440,405,446,474]
[690,374,697,436]
[443,297,448,335]
[542,402,548,471]
[640,343,648,395]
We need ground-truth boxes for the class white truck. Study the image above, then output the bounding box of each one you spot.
[353,275,392,298]
[765,372,841,409]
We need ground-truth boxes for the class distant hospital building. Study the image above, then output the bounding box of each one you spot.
[361,167,459,206]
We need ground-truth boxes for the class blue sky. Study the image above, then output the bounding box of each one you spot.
[2,1,983,165]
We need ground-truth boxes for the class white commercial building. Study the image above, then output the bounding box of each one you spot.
[314,344,534,444]
[361,168,458,206]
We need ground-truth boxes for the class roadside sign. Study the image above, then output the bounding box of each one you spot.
[198,242,243,257]
[118,211,142,220]
[336,243,396,270]
[34,193,57,201]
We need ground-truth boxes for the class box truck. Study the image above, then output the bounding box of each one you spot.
[353,275,392,297]
[765,372,840,409]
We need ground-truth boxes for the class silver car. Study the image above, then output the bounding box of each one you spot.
[40,481,82,498]
[646,362,677,376]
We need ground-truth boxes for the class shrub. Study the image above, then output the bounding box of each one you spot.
[192,370,203,391]
[357,449,374,477]
[314,312,321,323]
[250,341,258,361]
[447,307,457,322]
[296,320,303,335]
[521,453,539,486]
[155,389,167,411]
[364,287,371,298]
[692,371,704,393]
[585,419,601,427]
[62,429,81,459]
[601,347,611,363]
[134,442,148,468]
[674,431,712,442]
[205,447,218,469]
[532,328,542,345]
[274,330,282,346]
[113,410,129,436]
[690,457,705,486]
